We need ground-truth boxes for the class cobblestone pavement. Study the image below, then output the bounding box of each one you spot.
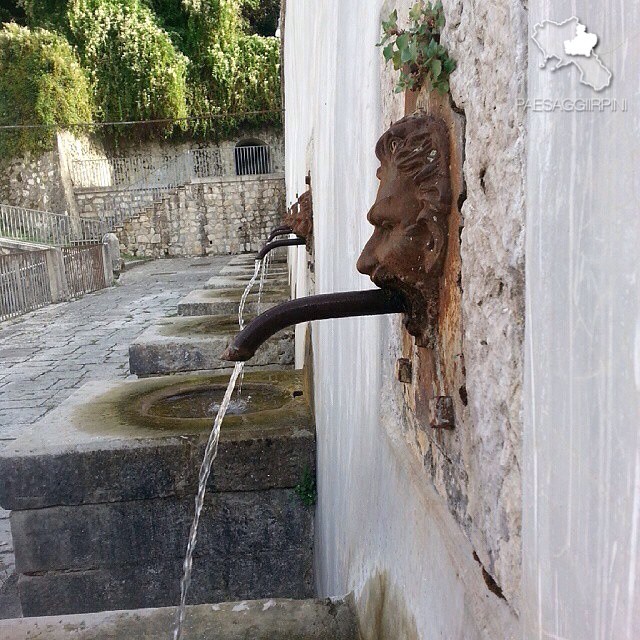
[0,255,231,616]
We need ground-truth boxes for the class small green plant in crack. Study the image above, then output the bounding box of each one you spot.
[379,1,456,95]
[295,467,316,507]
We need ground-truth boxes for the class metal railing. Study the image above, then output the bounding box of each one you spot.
[0,204,111,246]
[70,148,224,189]
[62,244,107,297]
[234,145,272,176]
[0,249,52,322]
[0,204,72,246]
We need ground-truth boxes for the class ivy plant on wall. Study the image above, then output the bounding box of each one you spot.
[379,1,456,95]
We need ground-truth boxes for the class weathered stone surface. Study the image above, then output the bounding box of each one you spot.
[12,489,311,573]
[177,287,289,316]
[17,548,313,616]
[0,371,315,510]
[441,0,527,608]
[220,264,288,277]
[1,367,315,615]
[128,315,294,375]
[115,174,287,259]
[204,274,286,290]
[0,598,357,640]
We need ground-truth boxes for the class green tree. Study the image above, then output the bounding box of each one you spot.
[183,0,281,138]
[0,23,93,156]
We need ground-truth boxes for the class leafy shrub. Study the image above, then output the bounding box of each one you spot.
[0,0,281,155]
[241,0,280,37]
[183,0,281,139]
[0,23,93,157]
[15,0,68,31]
[67,0,188,126]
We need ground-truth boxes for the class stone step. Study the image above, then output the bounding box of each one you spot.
[204,274,288,290]
[129,314,294,376]
[0,598,357,640]
[177,286,289,317]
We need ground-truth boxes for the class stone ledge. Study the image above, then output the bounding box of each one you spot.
[0,370,315,510]
[0,597,357,639]
[177,286,289,316]
[128,314,294,376]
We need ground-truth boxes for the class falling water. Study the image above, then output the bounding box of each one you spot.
[172,362,245,640]
[238,259,262,330]
[256,257,268,315]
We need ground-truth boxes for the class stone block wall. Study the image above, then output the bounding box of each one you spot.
[75,187,158,220]
[116,174,285,258]
[0,151,66,214]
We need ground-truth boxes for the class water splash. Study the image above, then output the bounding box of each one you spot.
[238,259,262,331]
[172,362,245,640]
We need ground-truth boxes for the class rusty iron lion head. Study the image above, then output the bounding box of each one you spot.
[357,113,452,345]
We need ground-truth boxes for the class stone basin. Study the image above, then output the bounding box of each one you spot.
[177,287,289,316]
[121,373,299,434]
[0,370,315,616]
[0,598,357,640]
[128,314,294,376]
[220,266,289,279]
[204,273,287,290]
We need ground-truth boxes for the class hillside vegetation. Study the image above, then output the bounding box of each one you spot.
[0,0,281,155]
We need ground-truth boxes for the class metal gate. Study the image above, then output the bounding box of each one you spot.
[62,244,107,297]
[0,250,52,322]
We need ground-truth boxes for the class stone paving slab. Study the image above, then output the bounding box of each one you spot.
[0,254,234,609]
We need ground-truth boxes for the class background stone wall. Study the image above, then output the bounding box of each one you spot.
[0,150,66,214]
[0,128,283,217]
[116,174,285,258]
[75,187,158,220]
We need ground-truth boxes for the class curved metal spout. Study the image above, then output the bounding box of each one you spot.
[267,226,293,242]
[257,237,305,261]
[222,288,406,361]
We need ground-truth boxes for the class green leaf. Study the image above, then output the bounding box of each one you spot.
[383,43,394,61]
[431,58,441,78]
[409,2,423,22]
[392,49,402,69]
[401,40,415,63]
[443,58,456,73]
[396,33,409,53]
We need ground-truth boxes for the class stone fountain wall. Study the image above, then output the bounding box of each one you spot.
[284,0,525,637]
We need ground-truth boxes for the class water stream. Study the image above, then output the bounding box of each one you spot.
[173,254,275,639]
[256,258,268,315]
[172,361,245,640]
[238,259,262,330]
[236,256,272,398]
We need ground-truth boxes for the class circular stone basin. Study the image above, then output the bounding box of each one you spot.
[144,384,287,419]
[125,380,297,433]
